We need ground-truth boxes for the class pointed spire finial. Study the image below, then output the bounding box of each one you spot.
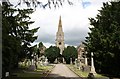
[60,15,61,21]
[57,15,63,32]
[59,15,62,26]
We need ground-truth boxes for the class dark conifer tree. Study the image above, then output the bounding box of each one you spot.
[2,2,39,77]
[84,1,120,76]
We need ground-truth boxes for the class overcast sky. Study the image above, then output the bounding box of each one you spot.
[10,0,111,48]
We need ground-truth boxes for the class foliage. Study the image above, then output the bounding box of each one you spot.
[5,0,73,9]
[28,42,45,60]
[38,42,43,48]
[84,1,120,76]
[44,46,60,63]
[62,46,77,64]
[38,42,43,55]
[2,2,39,77]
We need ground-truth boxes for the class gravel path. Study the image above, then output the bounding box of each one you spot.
[48,63,80,78]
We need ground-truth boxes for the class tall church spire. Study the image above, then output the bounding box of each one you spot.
[59,16,62,26]
[58,16,63,32]
[56,16,65,55]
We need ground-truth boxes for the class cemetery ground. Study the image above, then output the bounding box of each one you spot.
[10,63,55,78]
[66,64,109,79]
[9,63,110,79]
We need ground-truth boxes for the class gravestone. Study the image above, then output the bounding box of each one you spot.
[75,58,77,67]
[26,60,29,66]
[29,65,36,71]
[5,72,9,77]
[41,55,45,62]
[28,59,36,71]
[40,60,43,66]
[70,58,73,64]
[54,58,58,64]
[76,60,80,69]
[44,57,48,66]
[63,58,66,64]
[28,59,31,66]
[83,66,90,72]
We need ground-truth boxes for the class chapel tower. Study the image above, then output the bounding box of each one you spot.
[56,16,65,55]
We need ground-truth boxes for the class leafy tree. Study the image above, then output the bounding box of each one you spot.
[44,46,60,63]
[38,42,44,56]
[5,0,73,9]
[31,45,38,56]
[38,42,43,53]
[2,2,39,77]
[84,1,120,76]
[38,42,43,48]
[62,46,77,64]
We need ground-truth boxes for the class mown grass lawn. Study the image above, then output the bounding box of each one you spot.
[67,64,108,78]
[11,64,54,77]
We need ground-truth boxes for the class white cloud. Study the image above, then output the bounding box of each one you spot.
[9,0,111,47]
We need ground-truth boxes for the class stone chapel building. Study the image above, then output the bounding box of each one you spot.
[56,16,65,55]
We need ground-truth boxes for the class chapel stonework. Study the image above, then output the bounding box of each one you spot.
[56,16,65,55]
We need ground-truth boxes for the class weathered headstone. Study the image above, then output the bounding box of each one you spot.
[75,58,77,67]
[83,66,90,72]
[29,65,36,71]
[44,57,48,66]
[63,58,66,64]
[70,58,73,64]
[5,72,9,77]
[42,55,45,62]
[28,59,36,71]
[54,58,58,64]
[40,60,43,66]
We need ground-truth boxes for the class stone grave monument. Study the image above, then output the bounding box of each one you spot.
[44,57,48,66]
[90,52,96,75]
[54,58,58,64]
[28,54,36,71]
[70,58,73,64]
